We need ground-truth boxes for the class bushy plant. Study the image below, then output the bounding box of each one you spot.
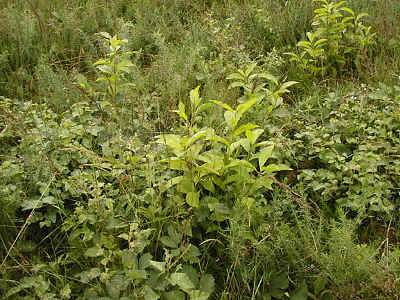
[286,0,375,78]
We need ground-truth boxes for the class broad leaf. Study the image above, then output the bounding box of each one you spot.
[85,246,104,258]
[186,191,200,207]
[149,260,166,272]
[290,281,308,300]
[199,274,215,293]
[160,235,178,248]
[190,86,202,110]
[163,291,186,300]
[245,62,257,77]
[226,72,245,81]
[252,145,274,169]
[99,31,112,39]
[156,134,184,155]
[237,94,259,117]
[258,73,279,85]
[170,273,196,291]
[126,269,148,280]
[224,110,238,129]
[228,81,245,89]
[261,164,292,173]
[76,268,101,283]
[188,290,211,300]
[121,250,138,269]
[242,197,255,210]
[144,285,160,300]
[234,123,259,136]
[176,101,188,121]
[210,100,233,112]
[246,128,264,145]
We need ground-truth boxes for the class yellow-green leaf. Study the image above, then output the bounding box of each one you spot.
[253,145,274,169]
[186,191,200,208]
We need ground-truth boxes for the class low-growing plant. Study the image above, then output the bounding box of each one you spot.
[280,84,400,221]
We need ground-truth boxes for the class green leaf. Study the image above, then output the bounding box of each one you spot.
[21,199,43,211]
[156,134,184,155]
[314,277,328,295]
[160,236,179,248]
[60,284,71,299]
[206,134,230,146]
[258,73,279,85]
[252,145,274,169]
[121,251,138,269]
[270,273,289,290]
[117,60,134,71]
[228,81,245,89]
[280,81,299,92]
[186,130,208,147]
[85,246,104,257]
[182,265,200,287]
[149,260,166,272]
[99,32,112,40]
[224,110,238,129]
[144,285,160,300]
[261,164,292,173]
[226,72,245,81]
[196,164,220,176]
[196,103,212,114]
[225,159,256,171]
[187,290,211,300]
[94,59,108,66]
[163,291,186,300]
[76,268,101,283]
[106,275,127,299]
[190,86,202,110]
[126,269,148,280]
[210,100,233,112]
[186,191,200,207]
[246,128,264,145]
[290,281,308,300]
[242,197,255,210]
[161,176,184,193]
[139,253,152,269]
[249,176,274,193]
[245,62,257,77]
[234,123,259,136]
[237,94,259,117]
[160,159,187,171]
[199,274,215,293]
[170,273,196,291]
[176,101,188,121]
[200,178,215,193]
[185,244,201,263]
[177,177,195,194]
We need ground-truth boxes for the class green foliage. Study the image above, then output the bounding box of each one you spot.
[286,0,375,78]
[92,32,137,103]
[281,85,400,220]
[157,86,291,227]
[226,62,298,112]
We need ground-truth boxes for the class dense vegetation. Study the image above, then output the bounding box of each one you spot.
[1,0,400,299]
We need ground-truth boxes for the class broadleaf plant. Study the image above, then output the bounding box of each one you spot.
[157,84,292,230]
